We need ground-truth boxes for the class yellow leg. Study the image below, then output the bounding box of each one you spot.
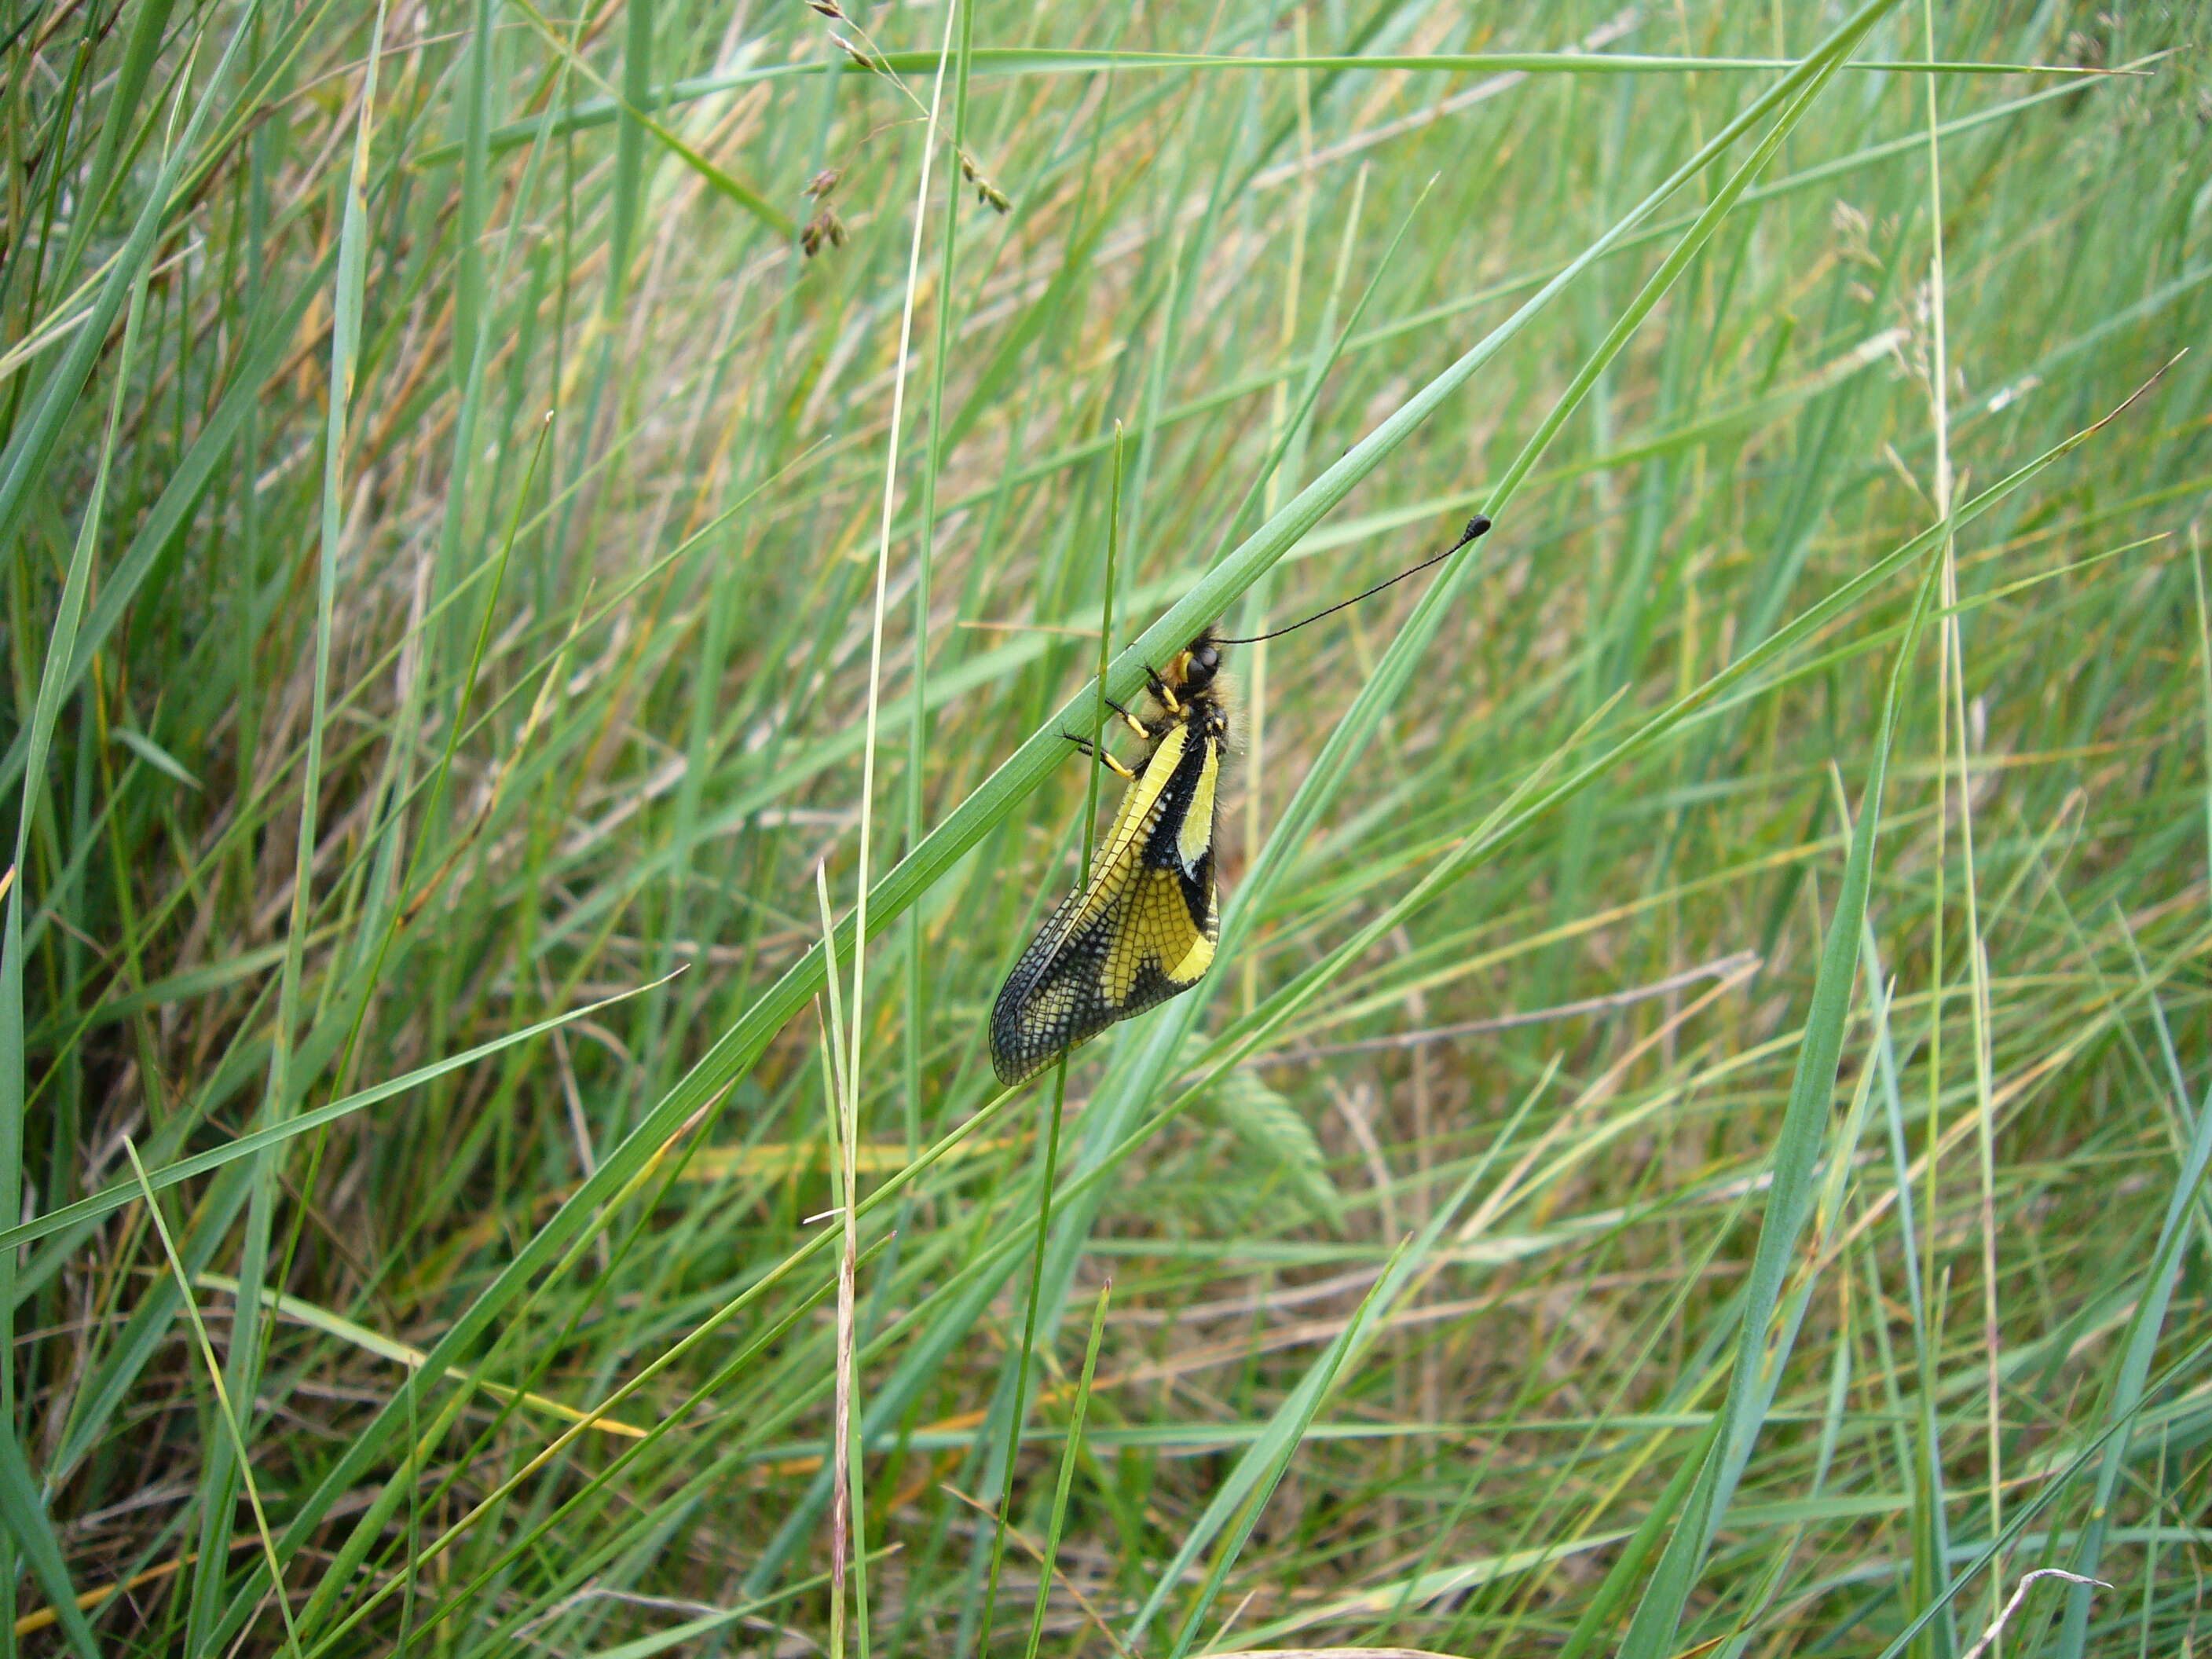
[1103,696,1155,740]
[1144,665,1183,714]
[1064,733,1139,779]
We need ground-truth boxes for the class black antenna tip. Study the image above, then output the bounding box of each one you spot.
[1215,511,1495,646]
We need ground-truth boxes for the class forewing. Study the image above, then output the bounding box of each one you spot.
[990,728,1220,1085]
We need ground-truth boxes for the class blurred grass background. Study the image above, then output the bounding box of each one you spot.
[3,0,2210,1653]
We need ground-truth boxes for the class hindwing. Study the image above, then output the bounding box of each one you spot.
[989,720,1221,1085]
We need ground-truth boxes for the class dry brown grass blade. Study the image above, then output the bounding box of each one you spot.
[11,1537,260,1638]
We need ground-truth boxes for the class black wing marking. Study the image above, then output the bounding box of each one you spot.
[990,727,1220,1085]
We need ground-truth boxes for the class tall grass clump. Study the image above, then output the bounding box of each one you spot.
[2,0,2207,1654]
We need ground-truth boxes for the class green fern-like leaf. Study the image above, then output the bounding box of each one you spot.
[1203,1061,1341,1225]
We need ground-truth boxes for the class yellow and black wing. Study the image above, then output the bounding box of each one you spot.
[990,720,1221,1085]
